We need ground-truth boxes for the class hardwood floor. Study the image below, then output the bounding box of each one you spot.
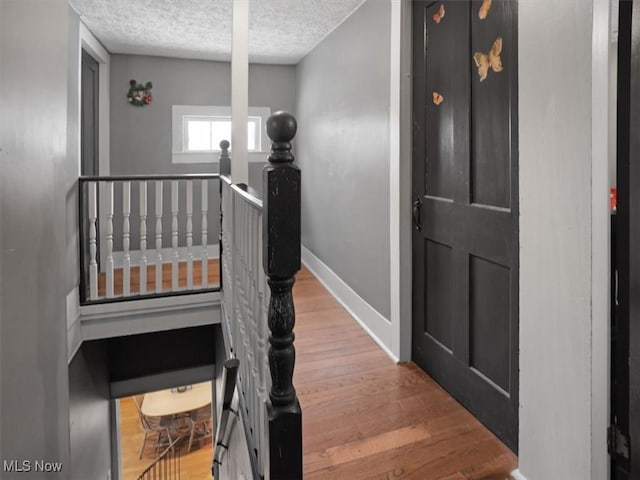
[118,266,516,479]
[293,267,517,480]
[119,396,213,480]
[98,258,220,297]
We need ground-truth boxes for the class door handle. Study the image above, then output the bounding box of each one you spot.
[413,197,423,231]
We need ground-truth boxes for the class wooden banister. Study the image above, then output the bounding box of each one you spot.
[263,111,303,479]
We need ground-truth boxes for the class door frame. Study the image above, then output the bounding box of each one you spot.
[391,0,612,476]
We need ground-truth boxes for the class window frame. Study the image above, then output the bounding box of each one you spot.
[171,105,271,164]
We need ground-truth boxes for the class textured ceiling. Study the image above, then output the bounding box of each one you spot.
[69,0,366,64]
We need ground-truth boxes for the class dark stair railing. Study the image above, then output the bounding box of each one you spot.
[137,436,182,480]
[216,111,302,480]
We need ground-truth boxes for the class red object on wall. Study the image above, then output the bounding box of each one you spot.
[611,187,617,212]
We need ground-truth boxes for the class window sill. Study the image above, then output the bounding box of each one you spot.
[172,151,271,164]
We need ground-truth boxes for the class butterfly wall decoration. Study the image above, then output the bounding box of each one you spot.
[473,37,503,82]
[433,4,445,24]
[479,0,492,19]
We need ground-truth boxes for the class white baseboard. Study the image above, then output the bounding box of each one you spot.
[301,245,397,362]
[511,469,527,480]
[112,244,219,268]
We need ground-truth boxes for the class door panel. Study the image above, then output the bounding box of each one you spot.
[470,0,513,209]
[412,0,519,451]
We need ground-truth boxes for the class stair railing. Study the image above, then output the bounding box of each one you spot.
[136,435,182,480]
[217,111,302,479]
[78,173,221,304]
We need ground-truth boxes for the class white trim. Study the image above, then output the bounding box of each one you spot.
[389,0,413,362]
[510,469,528,480]
[67,287,82,363]
[80,292,221,340]
[79,22,110,176]
[172,152,269,165]
[301,246,397,363]
[111,244,219,268]
[171,105,271,164]
[591,0,612,478]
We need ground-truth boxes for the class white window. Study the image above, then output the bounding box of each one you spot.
[172,105,270,164]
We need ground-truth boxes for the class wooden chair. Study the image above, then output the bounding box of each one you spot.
[187,403,213,452]
[133,395,175,458]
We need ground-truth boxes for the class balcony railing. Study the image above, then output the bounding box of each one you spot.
[215,112,302,480]
[78,173,221,305]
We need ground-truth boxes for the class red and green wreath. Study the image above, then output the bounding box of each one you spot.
[127,79,153,106]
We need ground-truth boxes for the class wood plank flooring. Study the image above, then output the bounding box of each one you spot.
[98,258,220,297]
[118,266,517,479]
[293,267,517,479]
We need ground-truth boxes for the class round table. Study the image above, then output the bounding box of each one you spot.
[141,381,212,417]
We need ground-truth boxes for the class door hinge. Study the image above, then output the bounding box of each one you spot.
[608,424,630,459]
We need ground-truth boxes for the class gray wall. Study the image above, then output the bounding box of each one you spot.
[68,343,111,480]
[108,56,294,249]
[0,0,75,475]
[518,1,596,478]
[295,0,391,318]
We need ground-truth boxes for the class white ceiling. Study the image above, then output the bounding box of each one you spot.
[69,0,366,64]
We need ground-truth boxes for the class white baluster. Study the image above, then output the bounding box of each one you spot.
[186,180,194,290]
[155,181,163,293]
[105,181,114,298]
[171,180,179,291]
[122,181,131,296]
[139,181,148,295]
[88,181,99,300]
[201,180,209,287]
[256,210,268,473]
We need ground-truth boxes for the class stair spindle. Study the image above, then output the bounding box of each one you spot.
[201,180,209,287]
[139,181,148,294]
[105,181,115,298]
[122,181,131,296]
[171,180,179,291]
[186,180,194,289]
[88,181,99,300]
[155,181,163,293]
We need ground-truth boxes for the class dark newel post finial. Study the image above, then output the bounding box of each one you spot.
[219,139,230,176]
[263,111,302,478]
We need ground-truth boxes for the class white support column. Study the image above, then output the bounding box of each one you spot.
[88,182,99,300]
[155,181,163,293]
[231,0,249,184]
[105,181,114,298]
[186,180,194,289]
[171,180,179,291]
[139,181,148,294]
[201,180,209,287]
[122,181,131,296]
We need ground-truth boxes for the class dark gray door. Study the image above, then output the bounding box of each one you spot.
[411,0,519,451]
[81,49,99,176]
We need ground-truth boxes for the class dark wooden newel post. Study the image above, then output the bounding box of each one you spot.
[263,111,303,479]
